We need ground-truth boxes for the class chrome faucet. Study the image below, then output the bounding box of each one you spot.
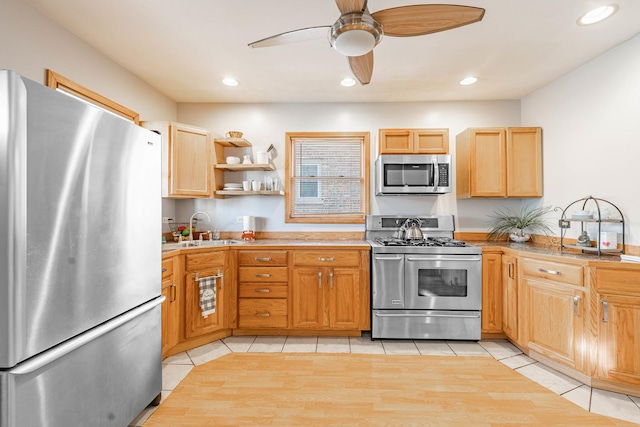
[189,211,211,244]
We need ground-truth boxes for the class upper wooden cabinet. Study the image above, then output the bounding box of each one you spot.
[456,127,542,198]
[378,128,449,155]
[142,121,214,198]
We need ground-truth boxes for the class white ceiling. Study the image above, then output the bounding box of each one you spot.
[26,0,640,103]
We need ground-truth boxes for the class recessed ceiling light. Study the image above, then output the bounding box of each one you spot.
[341,77,356,87]
[222,77,239,87]
[459,77,478,86]
[578,4,618,26]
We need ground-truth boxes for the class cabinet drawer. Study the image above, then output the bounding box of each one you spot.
[293,250,361,267]
[595,268,640,295]
[239,266,288,283]
[238,299,287,328]
[239,283,288,298]
[521,258,584,286]
[238,250,287,266]
[185,250,226,272]
[162,257,173,279]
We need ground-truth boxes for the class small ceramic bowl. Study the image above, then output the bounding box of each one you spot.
[226,156,241,164]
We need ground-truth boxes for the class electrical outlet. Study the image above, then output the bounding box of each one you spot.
[236,216,243,223]
[162,217,173,224]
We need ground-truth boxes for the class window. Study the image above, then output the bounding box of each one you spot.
[285,132,370,224]
[46,70,140,124]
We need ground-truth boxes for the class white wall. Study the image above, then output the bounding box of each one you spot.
[0,0,176,121]
[522,34,640,246]
[175,101,522,234]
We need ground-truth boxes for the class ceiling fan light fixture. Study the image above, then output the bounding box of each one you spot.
[578,4,618,26]
[330,13,382,57]
[222,77,239,87]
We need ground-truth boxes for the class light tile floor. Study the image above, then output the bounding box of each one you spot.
[130,335,640,426]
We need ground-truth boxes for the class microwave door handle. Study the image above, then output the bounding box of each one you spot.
[432,160,439,188]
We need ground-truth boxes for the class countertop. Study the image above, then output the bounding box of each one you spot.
[162,238,634,266]
[470,240,626,264]
[162,239,371,255]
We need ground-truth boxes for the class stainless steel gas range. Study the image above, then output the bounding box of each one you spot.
[366,215,482,340]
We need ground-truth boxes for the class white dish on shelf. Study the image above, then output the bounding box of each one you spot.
[224,183,243,187]
[571,214,593,219]
[226,156,241,164]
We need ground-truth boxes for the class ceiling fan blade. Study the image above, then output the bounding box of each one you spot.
[249,26,331,48]
[371,4,485,37]
[335,0,367,15]
[348,51,373,85]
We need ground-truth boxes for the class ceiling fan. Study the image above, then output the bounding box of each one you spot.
[248,1,485,85]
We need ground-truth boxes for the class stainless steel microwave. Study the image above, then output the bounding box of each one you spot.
[375,154,452,195]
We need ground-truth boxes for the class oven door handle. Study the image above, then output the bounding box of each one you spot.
[375,312,481,319]
[374,255,404,261]
[406,255,482,262]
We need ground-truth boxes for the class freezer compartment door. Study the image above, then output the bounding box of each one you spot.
[372,309,481,340]
[0,297,163,427]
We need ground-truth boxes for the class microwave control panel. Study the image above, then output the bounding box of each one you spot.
[438,164,449,187]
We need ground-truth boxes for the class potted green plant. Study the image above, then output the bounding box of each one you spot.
[487,205,553,242]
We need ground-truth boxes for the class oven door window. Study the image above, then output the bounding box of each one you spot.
[417,269,467,297]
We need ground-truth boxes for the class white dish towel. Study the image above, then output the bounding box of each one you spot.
[199,277,217,318]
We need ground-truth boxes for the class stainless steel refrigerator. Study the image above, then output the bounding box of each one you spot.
[0,70,163,427]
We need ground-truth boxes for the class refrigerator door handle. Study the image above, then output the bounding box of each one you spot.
[11,297,165,375]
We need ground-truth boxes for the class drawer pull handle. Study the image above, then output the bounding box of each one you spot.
[255,289,271,293]
[508,262,515,279]
[170,283,177,302]
[318,257,334,262]
[256,273,271,278]
[573,295,581,318]
[601,300,609,322]
[255,257,272,262]
[318,271,322,288]
[537,268,561,275]
[255,312,271,317]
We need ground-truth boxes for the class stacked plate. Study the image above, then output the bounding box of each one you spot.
[222,183,243,191]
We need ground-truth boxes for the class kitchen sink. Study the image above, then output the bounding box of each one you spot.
[162,239,243,251]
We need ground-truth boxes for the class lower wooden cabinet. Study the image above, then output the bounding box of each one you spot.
[161,256,181,357]
[237,250,289,329]
[481,251,502,334]
[184,251,228,338]
[520,257,587,373]
[291,250,368,331]
[591,266,640,390]
[501,254,518,343]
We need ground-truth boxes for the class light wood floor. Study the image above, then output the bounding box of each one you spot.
[144,353,636,426]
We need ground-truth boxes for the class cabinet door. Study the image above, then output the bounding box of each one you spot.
[470,128,506,197]
[481,253,502,334]
[501,255,518,342]
[524,278,585,372]
[169,123,212,197]
[162,279,180,356]
[506,127,542,197]
[413,129,449,154]
[328,268,360,329]
[595,294,640,387]
[185,266,226,338]
[379,129,413,154]
[291,268,324,329]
